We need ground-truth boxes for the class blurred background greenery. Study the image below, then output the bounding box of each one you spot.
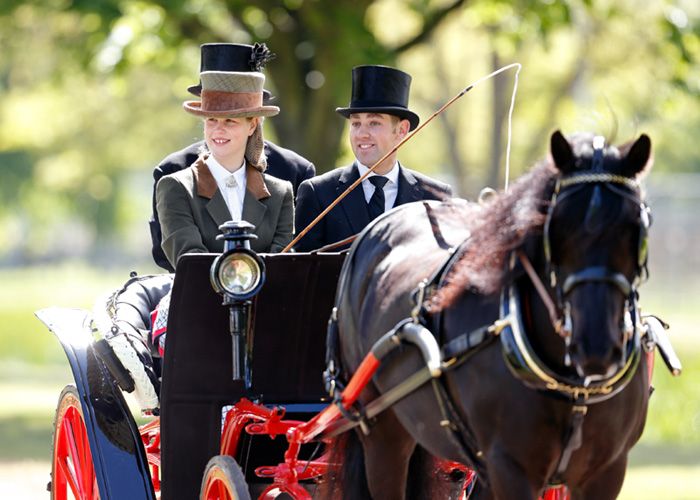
[0,0,698,498]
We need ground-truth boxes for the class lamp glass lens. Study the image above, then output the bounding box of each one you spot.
[219,253,260,295]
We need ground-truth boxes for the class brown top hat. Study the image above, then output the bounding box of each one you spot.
[187,43,276,103]
[183,71,280,118]
[336,65,420,131]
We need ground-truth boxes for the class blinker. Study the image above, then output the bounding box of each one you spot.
[638,204,651,271]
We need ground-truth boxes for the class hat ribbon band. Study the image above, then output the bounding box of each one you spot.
[201,90,262,112]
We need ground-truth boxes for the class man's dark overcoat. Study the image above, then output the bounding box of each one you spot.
[294,162,452,252]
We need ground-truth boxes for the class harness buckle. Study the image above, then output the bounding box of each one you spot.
[488,318,510,336]
[572,404,588,415]
[411,280,429,323]
[334,394,373,436]
[323,360,344,398]
[439,419,455,429]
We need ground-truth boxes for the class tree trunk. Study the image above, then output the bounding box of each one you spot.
[257,1,378,172]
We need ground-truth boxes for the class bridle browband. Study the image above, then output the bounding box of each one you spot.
[559,172,639,189]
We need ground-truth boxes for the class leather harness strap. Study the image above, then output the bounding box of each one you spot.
[516,250,565,337]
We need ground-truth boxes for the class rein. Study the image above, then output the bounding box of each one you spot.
[516,250,565,338]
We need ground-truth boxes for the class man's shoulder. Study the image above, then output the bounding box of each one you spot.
[264,141,314,168]
[402,166,452,193]
[301,164,352,188]
[155,142,203,178]
[262,172,293,195]
[159,164,197,190]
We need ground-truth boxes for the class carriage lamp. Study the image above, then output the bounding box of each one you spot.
[212,251,264,299]
[210,221,266,302]
[210,220,266,388]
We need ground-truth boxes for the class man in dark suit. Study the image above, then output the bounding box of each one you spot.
[294,65,452,252]
[150,43,315,271]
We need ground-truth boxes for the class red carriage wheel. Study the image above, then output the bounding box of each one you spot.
[51,385,100,500]
[200,455,251,500]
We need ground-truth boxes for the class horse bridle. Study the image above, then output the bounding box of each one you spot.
[544,175,649,293]
[539,139,651,365]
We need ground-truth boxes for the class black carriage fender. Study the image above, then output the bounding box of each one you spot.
[35,307,156,500]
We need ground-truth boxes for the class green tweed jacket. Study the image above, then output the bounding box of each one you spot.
[156,155,294,269]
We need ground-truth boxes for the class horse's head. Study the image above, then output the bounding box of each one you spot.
[545,130,652,381]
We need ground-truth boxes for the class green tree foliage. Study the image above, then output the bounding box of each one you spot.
[0,0,698,263]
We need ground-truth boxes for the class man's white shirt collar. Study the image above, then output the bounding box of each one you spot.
[356,161,400,185]
[356,161,400,211]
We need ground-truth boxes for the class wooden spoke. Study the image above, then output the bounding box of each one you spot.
[51,386,100,500]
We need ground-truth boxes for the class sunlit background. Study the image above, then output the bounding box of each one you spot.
[1,0,698,498]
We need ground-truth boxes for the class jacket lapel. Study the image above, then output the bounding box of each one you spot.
[206,192,233,228]
[242,165,270,229]
[395,163,422,206]
[338,163,371,234]
[192,157,232,228]
[241,190,266,229]
[194,156,217,198]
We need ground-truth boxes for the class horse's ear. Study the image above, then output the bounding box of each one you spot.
[620,134,652,177]
[550,130,574,173]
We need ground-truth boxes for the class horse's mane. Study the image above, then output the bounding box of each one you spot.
[432,160,557,310]
[430,130,652,311]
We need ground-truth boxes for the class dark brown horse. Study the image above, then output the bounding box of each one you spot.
[325,131,653,499]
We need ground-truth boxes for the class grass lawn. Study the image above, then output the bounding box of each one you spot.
[621,462,700,499]
[0,263,150,365]
[0,363,72,462]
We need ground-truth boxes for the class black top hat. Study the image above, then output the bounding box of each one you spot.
[187,43,276,101]
[336,65,420,131]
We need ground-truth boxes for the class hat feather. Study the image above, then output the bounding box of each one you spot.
[249,43,276,72]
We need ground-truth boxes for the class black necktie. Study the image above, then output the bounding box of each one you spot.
[367,176,389,220]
